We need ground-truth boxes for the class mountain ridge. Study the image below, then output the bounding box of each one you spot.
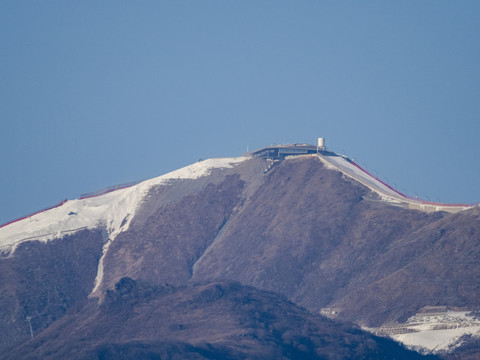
[1,145,479,358]
[6,279,439,360]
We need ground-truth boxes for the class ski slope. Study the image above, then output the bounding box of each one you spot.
[2,151,475,256]
[317,153,475,213]
[0,157,248,256]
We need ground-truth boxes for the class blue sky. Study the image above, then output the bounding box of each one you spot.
[1,1,480,224]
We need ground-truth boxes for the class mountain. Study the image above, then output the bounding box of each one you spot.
[0,144,478,358]
[6,279,435,360]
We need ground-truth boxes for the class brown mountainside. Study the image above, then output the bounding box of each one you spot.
[99,156,479,326]
[0,154,478,358]
[191,158,480,326]
[6,279,437,360]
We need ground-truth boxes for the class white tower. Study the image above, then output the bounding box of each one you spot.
[317,137,326,151]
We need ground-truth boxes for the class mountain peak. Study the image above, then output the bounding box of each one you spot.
[1,145,479,358]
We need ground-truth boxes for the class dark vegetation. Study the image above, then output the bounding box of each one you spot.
[0,229,104,352]
[438,336,480,360]
[100,174,246,290]
[0,156,478,358]
[5,278,438,360]
[191,159,480,327]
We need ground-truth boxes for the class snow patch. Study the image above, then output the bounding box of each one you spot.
[0,157,248,257]
[365,310,480,354]
[317,154,403,203]
[317,154,473,213]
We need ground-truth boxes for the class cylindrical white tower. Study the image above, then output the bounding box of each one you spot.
[317,137,325,150]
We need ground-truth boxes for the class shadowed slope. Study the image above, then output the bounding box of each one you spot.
[0,229,104,352]
[1,154,478,358]
[192,157,479,326]
[5,279,437,360]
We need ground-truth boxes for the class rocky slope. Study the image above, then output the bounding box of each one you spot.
[0,151,478,358]
[5,279,437,360]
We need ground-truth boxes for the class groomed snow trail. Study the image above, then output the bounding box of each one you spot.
[0,157,248,293]
[317,154,475,213]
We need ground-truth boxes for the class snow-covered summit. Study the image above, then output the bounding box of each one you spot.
[2,147,475,256]
[0,157,248,255]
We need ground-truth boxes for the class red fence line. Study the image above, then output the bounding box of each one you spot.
[78,184,135,200]
[345,157,475,208]
[345,158,409,199]
[0,199,68,230]
[0,182,138,230]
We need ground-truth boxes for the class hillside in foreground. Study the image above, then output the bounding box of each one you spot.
[6,279,437,360]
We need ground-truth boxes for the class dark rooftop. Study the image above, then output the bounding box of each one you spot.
[250,144,334,160]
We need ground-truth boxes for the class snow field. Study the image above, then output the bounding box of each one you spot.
[0,157,248,256]
[390,311,480,353]
[317,154,474,213]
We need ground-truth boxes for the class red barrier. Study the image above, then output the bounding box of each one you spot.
[78,184,135,200]
[346,158,409,199]
[345,158,474,208]
[0,182,138,230]
[0,199,68,230]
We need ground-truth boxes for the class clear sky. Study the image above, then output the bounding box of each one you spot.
[1,1,480,224]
